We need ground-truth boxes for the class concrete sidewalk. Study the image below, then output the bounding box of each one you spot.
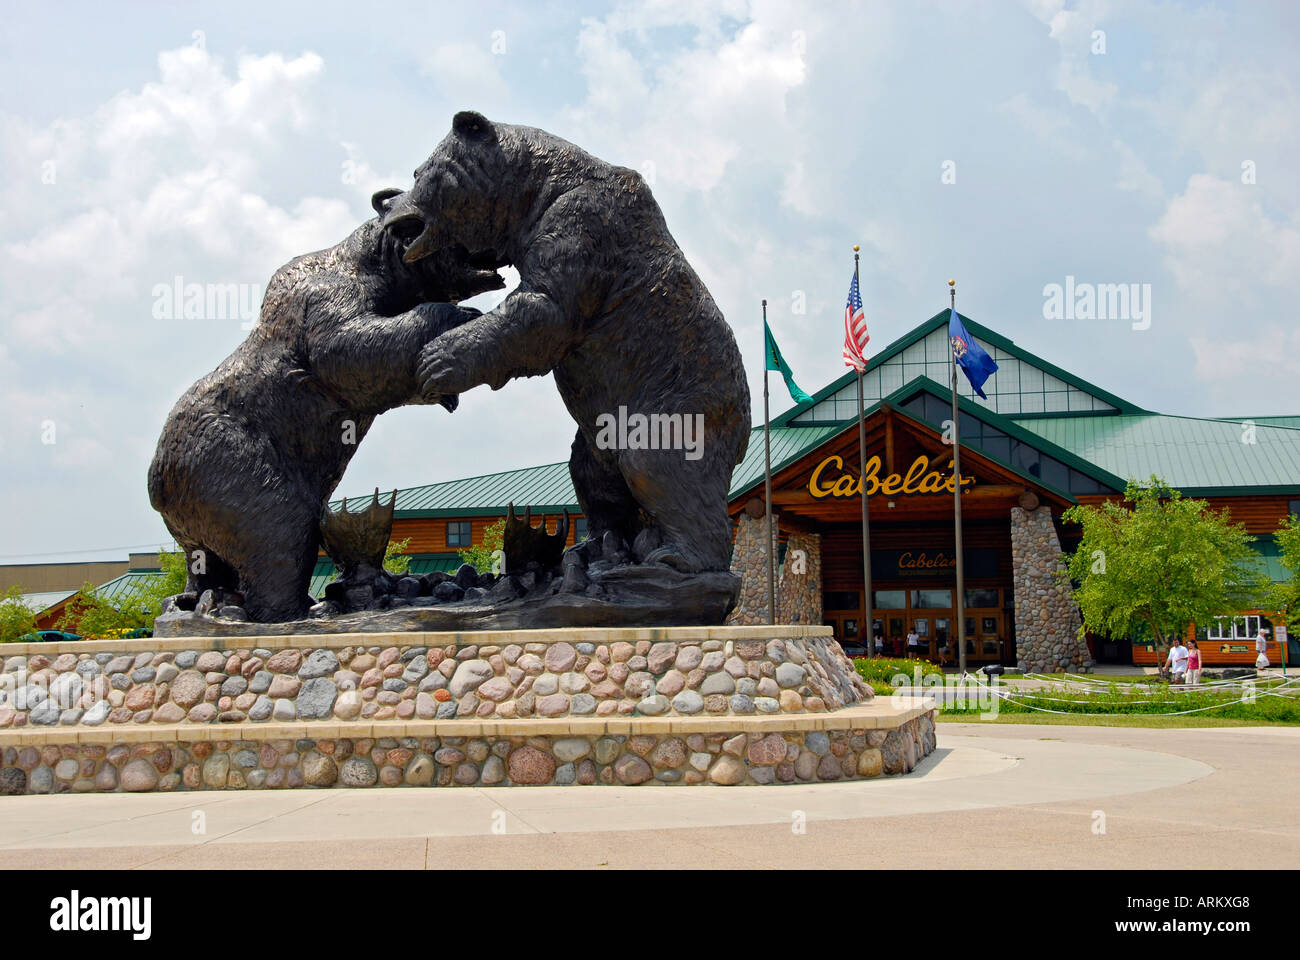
[3,722,1291,868]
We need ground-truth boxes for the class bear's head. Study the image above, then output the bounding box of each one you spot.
[362,186,504,314]
[381,111,521,272]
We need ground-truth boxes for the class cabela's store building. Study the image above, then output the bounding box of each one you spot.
[328,311,1298,671]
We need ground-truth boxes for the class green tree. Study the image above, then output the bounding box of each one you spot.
[1061,477,1269,660]
[0,586,38,643]
[56,550,189,637]
[383,537,412,576]
[458,518,505,573]
[1272,513,1300,618]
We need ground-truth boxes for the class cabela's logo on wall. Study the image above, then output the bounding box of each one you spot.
[808,454,975,499]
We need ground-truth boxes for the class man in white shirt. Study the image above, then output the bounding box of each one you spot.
[1165,638,1189,683]
[906,627,921,659]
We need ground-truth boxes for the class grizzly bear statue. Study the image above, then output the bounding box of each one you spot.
[382,111,751,575]
[147,194,502,622]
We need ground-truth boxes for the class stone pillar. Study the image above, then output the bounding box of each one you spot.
[1010,506,1089,673]
[727,512,780,625]
[779,531,822,627]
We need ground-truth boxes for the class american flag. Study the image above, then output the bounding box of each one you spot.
[843,270,869,371]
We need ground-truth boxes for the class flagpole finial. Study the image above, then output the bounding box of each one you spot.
[853,244,860,252]
[948,279,956,309]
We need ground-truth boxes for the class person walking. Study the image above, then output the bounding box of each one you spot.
[906,626,921,660]
[1165,637,1189,684]
[1185,640,1202,686]
[1256,631,1271,670]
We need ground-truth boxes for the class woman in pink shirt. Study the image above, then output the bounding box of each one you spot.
[1185,640,1202,686]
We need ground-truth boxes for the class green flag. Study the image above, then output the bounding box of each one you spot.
[764,319,813,403]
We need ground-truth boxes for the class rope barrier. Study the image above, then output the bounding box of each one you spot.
[930,673,1300,716]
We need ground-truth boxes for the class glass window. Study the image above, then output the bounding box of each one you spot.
[873,590,907,610]
[927,395,949,424]
[980,435,1011,463]
[1069,469,1102,495]
[912,589,953,608]
[1290,500,1300,518]
[825,591,860,611]
[446,521,472,547]
[1041,457,1069,491]
[573,517,588,542]
[965,588,999,608]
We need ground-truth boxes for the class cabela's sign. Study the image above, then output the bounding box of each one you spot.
[808,454,974,499]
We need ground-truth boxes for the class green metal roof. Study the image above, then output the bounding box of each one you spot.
[334,462,578,517]
[92,572,164,605]
[1221,416,1300,431]
[347,424,851,518]
[728,424,845,499]
[1016,414,1300,494]
[17,590,76,614]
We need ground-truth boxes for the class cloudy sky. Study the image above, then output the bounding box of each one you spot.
[2,0,1297,564]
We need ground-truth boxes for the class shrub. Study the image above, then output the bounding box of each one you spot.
[853,656,943,695]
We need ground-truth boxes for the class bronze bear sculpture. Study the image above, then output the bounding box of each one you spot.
[147,196,502,622]
[382,111,751,576]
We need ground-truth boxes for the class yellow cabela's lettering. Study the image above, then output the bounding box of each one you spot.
[807,454,974,499]
[899,551,955,570]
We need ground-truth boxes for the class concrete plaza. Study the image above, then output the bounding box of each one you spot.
[1,723,1294,869]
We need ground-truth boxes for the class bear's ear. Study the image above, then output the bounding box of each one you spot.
[452,110,497,143]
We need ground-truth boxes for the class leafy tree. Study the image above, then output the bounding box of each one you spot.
[1061,477,1269,660]
[383,537,412,576]
[458,519,505,573]
[1272,513,1300,618]
[0,586,38,643]
[56,550,189,637]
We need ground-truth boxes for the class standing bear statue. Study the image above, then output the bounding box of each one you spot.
[147,196,502,622]
[382,111,751,577]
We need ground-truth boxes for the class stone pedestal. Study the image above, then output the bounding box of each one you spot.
[0,626,944,794]
[727,514,823,628]
[779,531,822,627]
[727,512,781,625]
[1010,506,1089,672]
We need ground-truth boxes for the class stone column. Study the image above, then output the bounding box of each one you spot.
[778,531,822,627]
[727,512,780,625]
[1010,505,1089,673]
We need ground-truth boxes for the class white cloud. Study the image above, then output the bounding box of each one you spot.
[1189,327,1300,383]
[1149,174,1300,305]
[1024,0,1116,115]
[565,3,810,192]
[421,40,510,109]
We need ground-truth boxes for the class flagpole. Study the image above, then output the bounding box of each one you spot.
[763,299,776,627]
[950,280,968,676]
[855,247,873,656]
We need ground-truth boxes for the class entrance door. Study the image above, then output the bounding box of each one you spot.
[823,591,865,655]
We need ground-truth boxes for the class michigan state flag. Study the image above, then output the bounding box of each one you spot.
[764,320,813,404]
[948,309,998,400]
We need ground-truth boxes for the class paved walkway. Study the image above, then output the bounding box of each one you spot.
[1,724,1294,868]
